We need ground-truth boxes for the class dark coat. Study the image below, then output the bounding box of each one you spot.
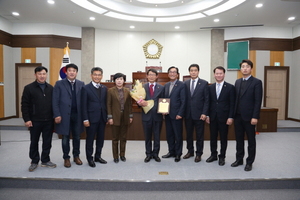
[208,81,235,122]
[52,78,84,135]
[81,82,107,124]
[21,81,53,122]
[184,78,209,120]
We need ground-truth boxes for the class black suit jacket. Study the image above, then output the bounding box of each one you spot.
[81,82,107,124]
[163,80,186,119]
[208,81,235,122]
[234,76,263,121]
[184,78,209,120]
[141,83,164,122]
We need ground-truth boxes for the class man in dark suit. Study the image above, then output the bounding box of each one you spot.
[21,66,56,172]
[137,69,164,163]
[81,67,108,167]
[53,63,85,168]
[205,66,235,166]
[231,59,263,171]
[183,64,209,163]
[161,66,186,162]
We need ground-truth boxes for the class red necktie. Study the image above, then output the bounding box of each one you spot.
[149,84,154,98]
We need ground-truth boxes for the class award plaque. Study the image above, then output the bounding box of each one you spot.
[157,98,170,114]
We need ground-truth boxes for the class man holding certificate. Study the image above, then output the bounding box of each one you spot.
[137,69,164,163]
[161,66,186,162]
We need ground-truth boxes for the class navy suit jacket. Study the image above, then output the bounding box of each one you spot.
[208,81,235,122]
[163,80,186,119]
[234,76,263,121]
[142,82,164,122]
[184,78,209,120]
[52,78,84,135]
[81,82,107,124]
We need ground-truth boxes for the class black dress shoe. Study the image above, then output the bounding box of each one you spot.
[206,156,218,163]
[88,160,96,168]
[218,158,225,166]
[244,164,252,171]
[120,156,126,162]
[162,153,175,158]
[231,160,243,167]
[174,156,181,162]
[153,156,161,162]
[114,158,119,163]
[144,156,151,163]
[183,152,194,159]
[95,157,107,164]
[194,155,201,163]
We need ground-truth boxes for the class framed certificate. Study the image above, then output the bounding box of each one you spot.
[157,98,170,114]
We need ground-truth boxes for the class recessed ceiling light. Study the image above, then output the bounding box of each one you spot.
[288,16,295,21]
[175,26,180,29]
[130,25,135,29]
[214,19,220,22]
[105,12,154,22]
[255,3,263,8]
[12,12,19,16]
[89,17,95,20]
[47,0,55,4]
[71,0,107,14]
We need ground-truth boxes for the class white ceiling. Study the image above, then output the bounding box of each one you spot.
[0,0,299,32]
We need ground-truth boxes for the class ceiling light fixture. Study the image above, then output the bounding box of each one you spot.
[71,0,107,14]
[175,26,180,29]
[130,25,135,29]
[47,0,55,4]
[105,12,154,22]
[255,3,263,8]
[12,12,19,16]
[89,17,95,20]
[214,19,220,22]
[204,0,246,16]
[137,0,179,4]
[156,13,205,22]
[288,16,295,21]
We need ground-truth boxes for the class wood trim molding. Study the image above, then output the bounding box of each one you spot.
[293,36,300,51]
[0,30,81,50]
[0,30,12,46]
[12,35,81,50]
[225,38,293,52]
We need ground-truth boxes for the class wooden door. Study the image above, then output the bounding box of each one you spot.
[264,66,289,120]
[16,63,42,117]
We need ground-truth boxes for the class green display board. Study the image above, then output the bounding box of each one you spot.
[227,41,249,70]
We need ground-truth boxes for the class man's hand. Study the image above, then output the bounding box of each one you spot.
[226,118,233,125]
[200,114,206,121]
[108,119,113,125]
[251,118,258,125]
[25,121,33,127]
[83,121,90,127]
[55,116,61,124]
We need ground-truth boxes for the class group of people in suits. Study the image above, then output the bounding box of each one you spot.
[21,58,262,172]
[22,64,133,171]
[137,59,262,172]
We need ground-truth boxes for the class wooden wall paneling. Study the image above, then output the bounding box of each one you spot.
[12,35,81,50]
[0,44,3,118]
[294,36,300,51]
[0,30,12,46]
[270,51,284,66]
[21,48,36,63]
[50,48,64,86]
[237,50,256,79]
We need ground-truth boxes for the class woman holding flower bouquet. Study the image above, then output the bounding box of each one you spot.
[107,73,133,163]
